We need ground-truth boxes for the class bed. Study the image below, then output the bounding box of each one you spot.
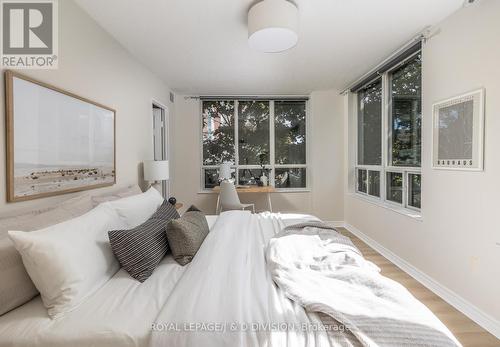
[0,207,460,347]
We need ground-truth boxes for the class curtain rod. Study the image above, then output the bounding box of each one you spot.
[184,95,310,101]
[339,27,432,95]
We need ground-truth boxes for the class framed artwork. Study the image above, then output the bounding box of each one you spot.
[432,88,484,171]
[5,70,116,202]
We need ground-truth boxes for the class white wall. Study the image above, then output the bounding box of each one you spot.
[344,0,500,329]
[171,90,344,220]
[0,0,173,214]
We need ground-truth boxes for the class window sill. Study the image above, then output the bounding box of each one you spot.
[198,188,311,194]
[348,192,423,221]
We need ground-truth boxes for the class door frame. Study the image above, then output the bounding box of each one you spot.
[151,98,170,198]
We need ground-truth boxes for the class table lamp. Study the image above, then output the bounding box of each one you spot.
[143,160,169,195]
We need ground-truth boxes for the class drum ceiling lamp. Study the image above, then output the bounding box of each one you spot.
[248,0,299,53]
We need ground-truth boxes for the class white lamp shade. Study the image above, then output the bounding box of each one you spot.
[219,162,232,181]
[143,160,169,181]
[248,0,299,53]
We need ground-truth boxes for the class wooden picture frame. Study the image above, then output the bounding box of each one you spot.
[5,70,116,202]
[432,88,485,171]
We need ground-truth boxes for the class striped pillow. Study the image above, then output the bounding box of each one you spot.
[108,201,179,282]
[150,200,181,221]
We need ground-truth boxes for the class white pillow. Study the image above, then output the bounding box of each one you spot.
[104,187,164,228]
[90,184,143,207]
[8,204,127,319]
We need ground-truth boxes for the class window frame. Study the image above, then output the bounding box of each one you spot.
[354,51,422,212]
[200,99,310,192]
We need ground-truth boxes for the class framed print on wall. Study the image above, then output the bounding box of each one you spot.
[5,70,116,202]
[432,88,484,171]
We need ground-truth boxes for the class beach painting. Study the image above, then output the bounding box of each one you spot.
[6,71,116,202]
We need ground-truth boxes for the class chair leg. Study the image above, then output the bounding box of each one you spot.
[216,194,220,215]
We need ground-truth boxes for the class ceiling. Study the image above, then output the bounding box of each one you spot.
[75,0,464,95]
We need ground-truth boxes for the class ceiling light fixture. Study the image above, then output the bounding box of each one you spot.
[248,0,299,53]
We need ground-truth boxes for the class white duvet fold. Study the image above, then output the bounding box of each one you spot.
[266,222,462,347]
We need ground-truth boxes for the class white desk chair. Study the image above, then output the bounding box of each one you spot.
[218,181,255,214]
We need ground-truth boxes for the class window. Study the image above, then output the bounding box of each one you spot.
[389,55,422,167]
[357,79,382,166]
[386,172,403,204]
[238,101,269,165]
[357,169,367,193]
[201,99,307,190]
[408,172,421,209]
[367,171,380,197]
[355,52,422,212]
[202,101,235,165]
[356,79,383,198]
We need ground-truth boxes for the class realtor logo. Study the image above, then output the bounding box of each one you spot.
[1,0,58,68]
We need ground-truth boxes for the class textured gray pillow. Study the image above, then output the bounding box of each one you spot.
[186,205,202,212]
[166,211,209,265]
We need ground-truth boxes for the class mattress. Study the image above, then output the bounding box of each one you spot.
[0,215,220,347]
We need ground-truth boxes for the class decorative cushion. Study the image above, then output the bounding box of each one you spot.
[105,187,164,228]
[166,210,210,266]
[108,201,179,282]
[150,200,181,221]
[0,193,95,316]
[8,204,126,319]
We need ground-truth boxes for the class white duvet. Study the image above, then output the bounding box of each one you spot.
[151,211,335,347]
[266,222,461,347]
[0,255,186,347]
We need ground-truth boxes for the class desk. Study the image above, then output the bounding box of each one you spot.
[212,185,276,213]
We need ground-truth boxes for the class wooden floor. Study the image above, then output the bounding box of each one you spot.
[337,228,499,347]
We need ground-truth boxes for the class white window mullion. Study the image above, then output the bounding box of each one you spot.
[381,73,388,202]
[274,164,307,169]
[382,71,390,178]
[234,100,239,184]
[403,171,408,209]
[269,100,276,187]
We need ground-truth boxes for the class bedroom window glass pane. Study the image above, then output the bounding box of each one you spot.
[238,101,270,165]
[238,168,262,186]
[275,101,306,165]
[357,79,382,165]
[386,172,403,204]
[390,55,422,167]
[275,168,306,188]
[408,173,421,209]
[368,171,380,197]
[202,101,235,165]
[357,169,367,193]
[203,169,219,189]
[204,168,235,188]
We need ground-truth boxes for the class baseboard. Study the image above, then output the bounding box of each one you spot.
[342,222,500,340]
